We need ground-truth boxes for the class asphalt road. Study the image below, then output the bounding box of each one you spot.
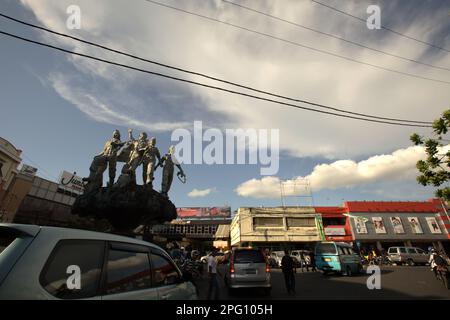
[194,265,450,300]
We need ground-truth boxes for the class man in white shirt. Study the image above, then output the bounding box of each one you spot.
[207,250,220,300]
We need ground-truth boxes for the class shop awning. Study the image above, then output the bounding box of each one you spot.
[215,224,230,239]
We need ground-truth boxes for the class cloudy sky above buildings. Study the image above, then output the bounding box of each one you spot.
[1,0,449,209]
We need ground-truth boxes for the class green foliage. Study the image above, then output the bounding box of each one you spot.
[411,109,450,200]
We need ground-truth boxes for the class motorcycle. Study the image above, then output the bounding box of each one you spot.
[436,265,450,289]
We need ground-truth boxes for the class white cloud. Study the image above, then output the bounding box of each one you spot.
[18,0,450,159]
[188,187,216,198]
[235,144,450,199]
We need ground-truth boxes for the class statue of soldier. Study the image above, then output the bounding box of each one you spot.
[142,137,161,188]
[121,129,149,181]
[158,145,185,197]
[84,130,125,190]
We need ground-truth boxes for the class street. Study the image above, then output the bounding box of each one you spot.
[195,265,450,300]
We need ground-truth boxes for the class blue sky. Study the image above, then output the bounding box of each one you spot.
[1,0,449,210]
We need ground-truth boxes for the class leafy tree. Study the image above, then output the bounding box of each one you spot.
[410,110,450,200]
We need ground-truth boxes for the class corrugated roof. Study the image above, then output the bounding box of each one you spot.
[344,199,442,213]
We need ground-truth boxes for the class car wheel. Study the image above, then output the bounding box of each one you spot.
[407,259,415,266]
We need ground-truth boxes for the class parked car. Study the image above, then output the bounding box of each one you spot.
[224,247,271,296]
[200,252,224,264]
[387,246,430,266]
[315,241,363,276]
[269,250,285,267]
[0,223,197,300]
[290,250,308,267]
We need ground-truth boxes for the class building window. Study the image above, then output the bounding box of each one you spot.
[253,217,284,228]
[286,217,316,228]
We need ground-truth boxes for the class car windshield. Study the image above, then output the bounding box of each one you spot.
[234,250,266,263]
[316,243,337,255]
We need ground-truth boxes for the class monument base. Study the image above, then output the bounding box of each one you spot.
[71,184,177,232]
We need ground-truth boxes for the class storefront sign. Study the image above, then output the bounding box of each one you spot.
[324,227,346,236]
[59,171,84,195]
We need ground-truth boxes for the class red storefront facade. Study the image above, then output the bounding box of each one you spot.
[315,206,353,242]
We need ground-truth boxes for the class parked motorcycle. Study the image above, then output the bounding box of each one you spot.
[436,265,450,289]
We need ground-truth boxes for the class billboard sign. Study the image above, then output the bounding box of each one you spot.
[177,207,231,219]
[58,171,84,195]
[20,164,38,177]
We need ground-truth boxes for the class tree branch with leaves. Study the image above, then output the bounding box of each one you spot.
[410,110,450,200]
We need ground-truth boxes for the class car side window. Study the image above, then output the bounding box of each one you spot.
[416,249,426,254]
[40,240,105,299]
[407,248,417,254]
[337,246,345,255]
[399,248,407,254]
[150,251,181,287]
[104,249,152,295]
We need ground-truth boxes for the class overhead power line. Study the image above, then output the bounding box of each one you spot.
[310,0,450,53]
[222,0,450,72]
[0,12,432,125]
[0,29,433,128]
[142,0,450,85]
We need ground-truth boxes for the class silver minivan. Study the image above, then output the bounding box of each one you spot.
[0,223,197,300]
[224,248,271,295]
[387,246,430,266]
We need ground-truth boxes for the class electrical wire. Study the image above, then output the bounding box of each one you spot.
[142,0,450,85]
[310,0,450,53]
[0,29,433,128]
[222,0,450,72]
[0,12,432,125]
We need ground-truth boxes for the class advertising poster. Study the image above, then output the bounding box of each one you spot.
[177,207,231,218]
[408,217,423,234]
[372,217,386,234]
[426,217,442,234]
[354,217,368,234]
[390,217,405,234]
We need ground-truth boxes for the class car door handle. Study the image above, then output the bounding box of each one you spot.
[161,294,170,300]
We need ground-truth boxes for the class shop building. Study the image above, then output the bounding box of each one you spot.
[345,200,450,253]
[0,137,22,206]
[315,206,353,242]
[230,207,324,250]
[143,207,232,251]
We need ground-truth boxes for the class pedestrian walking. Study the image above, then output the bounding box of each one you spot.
[309,250,317,272]
[207,250,220,300]
[281,249,296,295]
